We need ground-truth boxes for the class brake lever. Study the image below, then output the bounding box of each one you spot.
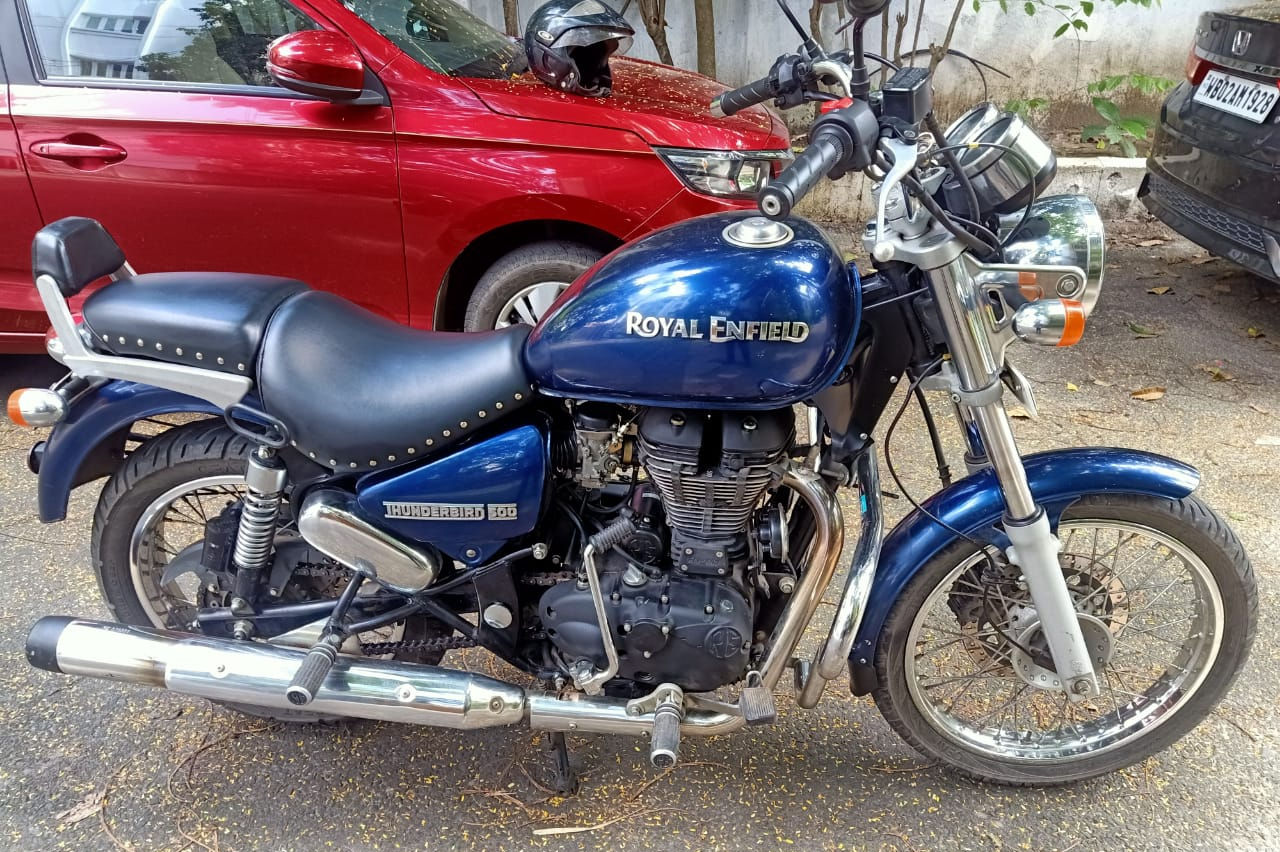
[810,58,853,100]
[871,137,921,264]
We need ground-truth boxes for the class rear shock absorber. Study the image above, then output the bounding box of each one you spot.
[230,446,287,631]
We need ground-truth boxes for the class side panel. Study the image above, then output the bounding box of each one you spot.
[355,425,546,566]
[848,447,1201,684]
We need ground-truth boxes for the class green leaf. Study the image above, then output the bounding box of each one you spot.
[1119,138,1138,158]
[1072,18,1088,29]
[973,0,981,12]
[1081,124,1107,141]
[998,0,1008,12]
[1119,118,1150,137]
[1093,96,1122,123]
[1054,21,1070,37]
[1081,0,1094,14]
[1024,1,1035,14]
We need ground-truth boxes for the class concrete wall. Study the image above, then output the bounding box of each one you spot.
[459,0,1239,113]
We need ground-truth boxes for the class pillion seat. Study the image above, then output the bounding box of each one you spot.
[33,217,536,470]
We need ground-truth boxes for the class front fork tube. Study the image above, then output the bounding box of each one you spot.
[925,259,1100,699]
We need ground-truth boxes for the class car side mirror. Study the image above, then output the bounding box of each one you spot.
[268,31,373,103]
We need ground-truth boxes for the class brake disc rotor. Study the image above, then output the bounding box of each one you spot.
[1011,612,1114,691]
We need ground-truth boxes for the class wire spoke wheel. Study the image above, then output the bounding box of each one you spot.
[904,518,1223,763]
[129,474,246,630]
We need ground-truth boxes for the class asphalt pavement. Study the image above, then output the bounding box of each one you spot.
[0,232,1277,852]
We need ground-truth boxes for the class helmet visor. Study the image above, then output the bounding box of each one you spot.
[551,27,633,54]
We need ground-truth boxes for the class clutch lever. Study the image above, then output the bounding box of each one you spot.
[871,137,920,264]
[810,58,853,100]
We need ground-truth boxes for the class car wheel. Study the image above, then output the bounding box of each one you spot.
[463,241,603,331]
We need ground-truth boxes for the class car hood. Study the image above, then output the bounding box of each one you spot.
[461,57,786,151]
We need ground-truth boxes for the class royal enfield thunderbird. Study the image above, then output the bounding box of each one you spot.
[10,0,1255,788]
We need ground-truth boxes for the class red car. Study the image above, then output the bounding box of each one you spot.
[0,0,788,351]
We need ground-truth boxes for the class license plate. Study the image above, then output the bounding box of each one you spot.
[1193,69,1279,123]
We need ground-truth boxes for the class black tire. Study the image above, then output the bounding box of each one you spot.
[91,421,447,722]
[463,241,602,331]
[872,493,1257,785]
[92,419,251,627]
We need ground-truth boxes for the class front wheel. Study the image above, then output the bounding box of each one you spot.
[872,493,1257,785]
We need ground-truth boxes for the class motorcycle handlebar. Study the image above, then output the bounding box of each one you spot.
[757,128,848,220]
[710,75,779,118]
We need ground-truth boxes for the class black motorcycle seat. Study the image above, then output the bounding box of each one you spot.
[256,290,534,470]
[81,272,310,375]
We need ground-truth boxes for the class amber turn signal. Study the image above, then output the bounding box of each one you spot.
[7,388,67,428]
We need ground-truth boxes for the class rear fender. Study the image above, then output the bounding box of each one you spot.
[36,381,226,522]
[847,447,1201,694]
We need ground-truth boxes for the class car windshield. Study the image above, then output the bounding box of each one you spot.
[343,0,528,78]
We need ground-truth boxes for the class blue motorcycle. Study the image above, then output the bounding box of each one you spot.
[13,0,1254,787]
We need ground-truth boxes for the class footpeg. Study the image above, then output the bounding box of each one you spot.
[649,690,684,768]
[738,671,776,725]
[286,639,338,705]
[626,683,685,768]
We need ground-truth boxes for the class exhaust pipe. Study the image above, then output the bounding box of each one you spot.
[27,617,526,728]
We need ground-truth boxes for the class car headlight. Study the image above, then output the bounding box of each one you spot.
[655,148,794,198]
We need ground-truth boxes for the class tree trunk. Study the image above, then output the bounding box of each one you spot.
[809,0,824,49]
[635,0,674,66]
[694,0,716,78]
[502,0,520,37]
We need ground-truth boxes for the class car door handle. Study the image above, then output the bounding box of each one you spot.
[29,139,127,165]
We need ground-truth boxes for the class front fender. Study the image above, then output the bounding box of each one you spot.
[848,447,1200,692]
[37,381,225,522]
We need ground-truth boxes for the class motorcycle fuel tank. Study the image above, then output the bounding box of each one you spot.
[524,212,860,408]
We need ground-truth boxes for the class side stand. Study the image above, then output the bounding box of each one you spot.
[541,732,578,795]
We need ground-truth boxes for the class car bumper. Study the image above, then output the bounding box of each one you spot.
[1141,103,1280,284]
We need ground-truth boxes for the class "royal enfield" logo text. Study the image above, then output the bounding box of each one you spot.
[624,311,809,343]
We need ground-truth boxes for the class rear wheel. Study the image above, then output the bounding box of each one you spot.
[463,241,602,331]
[872,493,1256,785]
[91,420,448,721]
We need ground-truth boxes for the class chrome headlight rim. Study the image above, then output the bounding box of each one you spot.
[1000,193,1105,317]
[654,147,794,199]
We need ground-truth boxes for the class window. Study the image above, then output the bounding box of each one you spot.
[343,0,526,79]
[26,0,316,88]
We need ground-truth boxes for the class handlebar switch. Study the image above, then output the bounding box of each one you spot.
[812,100,879,177]
[881,66,933,126]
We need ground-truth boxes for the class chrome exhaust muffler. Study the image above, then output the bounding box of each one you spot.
[27,616,526,728]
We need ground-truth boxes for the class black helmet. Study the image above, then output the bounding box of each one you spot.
[524,0,634,97]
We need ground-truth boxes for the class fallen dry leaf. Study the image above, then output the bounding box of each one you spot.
[56,793,102,827]
[1192,256,1218,266]
[1247,327,1265,339]
[1092,378,1113,387]
[1008,405,1031,419]
[1127,321,1162,339]
[1137,238,1167,247]
[1066,382,1079,392]
[1213,283,1232,293]
[1130,386,1166,401]
[1250,403,1271,415]
[1198,362,1236,382]
[1146,286,1172,295]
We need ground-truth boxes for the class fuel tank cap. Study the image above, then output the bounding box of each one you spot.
[722,216,794,249]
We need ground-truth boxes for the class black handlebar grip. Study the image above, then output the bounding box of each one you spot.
[757,131,848,220]
[710,76,779,118]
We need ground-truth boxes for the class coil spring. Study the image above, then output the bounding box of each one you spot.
[232,485,282,571]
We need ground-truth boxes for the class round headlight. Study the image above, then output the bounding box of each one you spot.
[1000,194,1106,316]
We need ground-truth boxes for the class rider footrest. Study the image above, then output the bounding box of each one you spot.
[739,672,776,726]
[285,641,338,706]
